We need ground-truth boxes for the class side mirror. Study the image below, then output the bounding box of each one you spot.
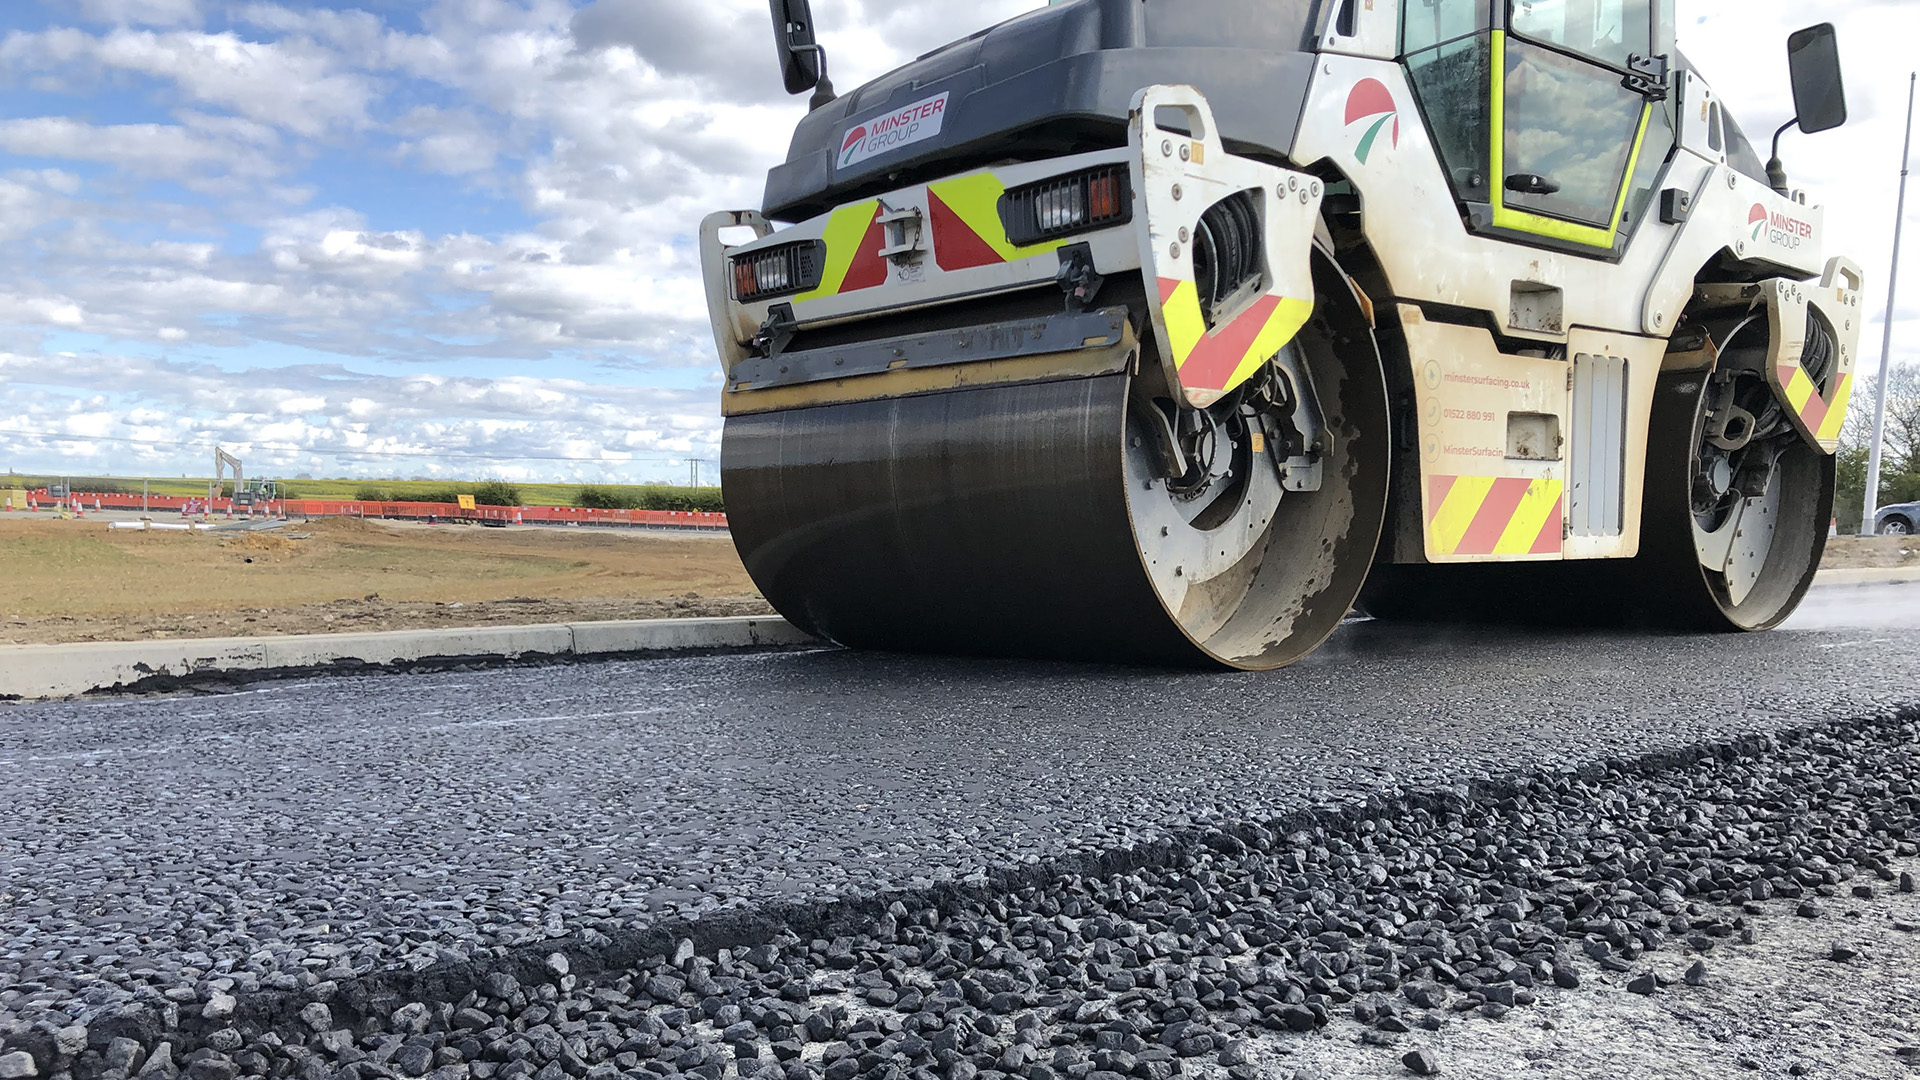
[769,0,822,96]
[1787,22,1847,134]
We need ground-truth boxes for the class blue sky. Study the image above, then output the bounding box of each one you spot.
[0,0,1911,483]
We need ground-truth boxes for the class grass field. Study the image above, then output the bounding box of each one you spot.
[0,515,766,645]
[3,474,723,509]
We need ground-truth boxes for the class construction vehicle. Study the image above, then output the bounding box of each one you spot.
[701,0,1861,669]
[212,447,279,508]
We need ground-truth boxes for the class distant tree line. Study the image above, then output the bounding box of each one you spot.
[1838,363,1920,530]
[575,484,724,512]
[351,480,522,505]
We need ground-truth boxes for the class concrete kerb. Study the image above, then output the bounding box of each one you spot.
[1813,566,1920,587]
[0,572,1899,700]
[0,616,819,700]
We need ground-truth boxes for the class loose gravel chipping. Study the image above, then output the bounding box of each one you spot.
[6,711,1918,1080]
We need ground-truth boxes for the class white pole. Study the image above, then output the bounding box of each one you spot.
[1864,72,1916,534]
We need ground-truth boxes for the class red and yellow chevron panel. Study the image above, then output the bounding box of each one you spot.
[1426,475,1564,558]
[1777,361,1852,444]
[794,200,888,301]
[928,190,1003,270]
[1156,277,1313,400]
[926,173,1063,271]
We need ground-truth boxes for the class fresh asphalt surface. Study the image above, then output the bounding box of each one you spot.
[2,582,1918,1022]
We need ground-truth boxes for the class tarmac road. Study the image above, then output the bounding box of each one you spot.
[4,581,1919,1033]
[1781,579,1920,630]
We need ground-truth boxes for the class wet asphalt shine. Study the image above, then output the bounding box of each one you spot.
[2,582,1918,1080]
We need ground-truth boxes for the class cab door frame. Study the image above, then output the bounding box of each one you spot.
[1485,27,1655,250]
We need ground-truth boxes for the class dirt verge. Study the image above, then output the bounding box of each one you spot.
[0,516,770,645]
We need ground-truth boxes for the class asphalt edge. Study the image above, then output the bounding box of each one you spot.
[0,617,821,701]
[34,705,1920,1063]
[3,571,1906,700]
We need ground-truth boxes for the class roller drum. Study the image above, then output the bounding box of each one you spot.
[724,287,1388,671]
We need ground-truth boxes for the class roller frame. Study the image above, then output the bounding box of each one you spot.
[1126,85,1324,410]
[700,86,1327,420]
[1690,257,1865,454]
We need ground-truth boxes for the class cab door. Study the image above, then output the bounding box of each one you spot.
[1403,0,1671,255]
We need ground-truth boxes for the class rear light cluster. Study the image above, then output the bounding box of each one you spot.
[731,240,825,302]
[999,165,1132,246]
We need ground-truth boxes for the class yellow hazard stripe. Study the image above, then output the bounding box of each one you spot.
[1428,476,1495,557]
[1818,373,1853,441]
[1223,297,1314,391]
[926,173,1063,263]
[1162,280,1205,365]
[1493,478,1563,555]
[794,200,879,302]
[1784,366,1816,412]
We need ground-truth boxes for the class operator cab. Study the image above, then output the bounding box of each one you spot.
[1399,0,1689,258]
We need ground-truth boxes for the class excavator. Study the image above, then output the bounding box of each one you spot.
[700,0,1861,669]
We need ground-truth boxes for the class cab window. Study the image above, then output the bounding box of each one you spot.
[1507,0,1652,70]
[1403,0,1489,54]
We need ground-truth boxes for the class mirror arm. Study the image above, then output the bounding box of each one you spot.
[1766,117,1798,196]
[789,42,837,110]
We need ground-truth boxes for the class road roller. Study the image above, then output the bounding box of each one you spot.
[700,0,1862,668]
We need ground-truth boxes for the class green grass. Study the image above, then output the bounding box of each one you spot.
[5,475,724,511]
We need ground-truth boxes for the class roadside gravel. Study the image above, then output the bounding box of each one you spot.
[1277,861,1920,1078]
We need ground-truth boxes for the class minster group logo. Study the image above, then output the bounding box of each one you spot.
[1750,203,1769,244]
[840,125,871,168]
[1345,78,1399,165]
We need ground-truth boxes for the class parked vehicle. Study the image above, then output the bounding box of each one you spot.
[1877,501,1920,535]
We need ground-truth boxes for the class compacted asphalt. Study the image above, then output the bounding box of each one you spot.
[4,582,1919,1033]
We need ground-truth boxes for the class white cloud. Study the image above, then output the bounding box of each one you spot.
[0,27,377,136]
[0,349,720,482]
[73,0,201,28]
[0,116,278,190]
[392,106,501,175]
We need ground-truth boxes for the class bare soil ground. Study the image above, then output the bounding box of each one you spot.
[0,519,1907,647]
[1821,535,1920,569]
[0,516,771,645]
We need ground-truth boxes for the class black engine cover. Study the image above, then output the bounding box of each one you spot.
[764,0,1326,221]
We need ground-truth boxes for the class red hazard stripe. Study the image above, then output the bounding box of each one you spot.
[1453,476,1532,556]
[1801,390,1829,435]
[1179,295,1281,390]
[1426,474,1456,521]
[1530,495,1564,555]
[840,210,889,293]
[928,190,1003,272]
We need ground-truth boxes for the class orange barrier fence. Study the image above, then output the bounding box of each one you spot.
[13,489,728,530]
